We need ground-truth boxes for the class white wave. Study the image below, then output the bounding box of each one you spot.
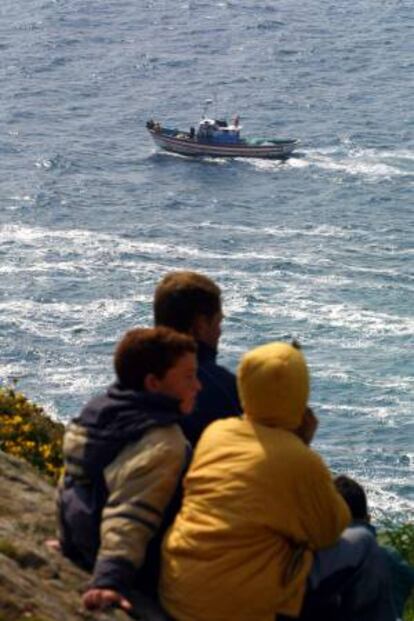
[258,295,413,337]
[195,220,354,240]
[9,195,33,202]
[287,157,309,168]
[2,223,369,267]
[242,156,309,172]
[0,363,27,382]
[303,145,414,179]
[0,224,227,261]
[0,298,138,342]
[201,156,229,165]
[46,368,108,395]
[362,148,414,162]
[316,442,414,519]
[311,153,402,178]
[314,367,414,394]
[242,158,285,172]
[348,477,413,522]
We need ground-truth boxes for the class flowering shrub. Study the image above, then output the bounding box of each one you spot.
[0,386,64,483]
[384,522,414,566]
[380,522,414,620]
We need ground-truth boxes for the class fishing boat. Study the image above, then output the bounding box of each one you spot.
[146,106,299,159]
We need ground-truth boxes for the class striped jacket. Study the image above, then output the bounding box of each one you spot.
[58,384,189,596]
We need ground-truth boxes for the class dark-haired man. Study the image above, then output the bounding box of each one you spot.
[154,271,241,445]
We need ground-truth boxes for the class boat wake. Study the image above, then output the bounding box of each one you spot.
[304,146,413,180]
[244,145,414,180]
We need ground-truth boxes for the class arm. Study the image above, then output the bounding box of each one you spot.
[88,426,187,602]
[295,407,318,446]
[82,588,132,612]
[298,448,351,550]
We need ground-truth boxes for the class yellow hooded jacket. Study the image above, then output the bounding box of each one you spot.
[160,343,350,621]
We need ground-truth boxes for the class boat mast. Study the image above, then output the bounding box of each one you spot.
[202,98,214,119]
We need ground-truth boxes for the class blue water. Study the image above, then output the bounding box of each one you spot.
[1,0,413,520]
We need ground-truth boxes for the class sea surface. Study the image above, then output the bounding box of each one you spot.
[0,0,413,520]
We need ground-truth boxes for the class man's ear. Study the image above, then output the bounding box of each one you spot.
[144,373,161,393]
[190,315,206,341]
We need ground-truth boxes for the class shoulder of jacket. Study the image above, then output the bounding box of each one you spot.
[122,424,187,462]
[145,423,187,446]
[105,424,188,480]
[266,430,330,472]
[203,415,241,435]
[63,421,88,451]
[200,360,236,380]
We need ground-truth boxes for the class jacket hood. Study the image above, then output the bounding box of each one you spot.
[68,384,182,476]
[237,342,309,430]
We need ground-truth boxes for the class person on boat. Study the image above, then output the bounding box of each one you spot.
[153,271,241,446]
[335,474,414,621]
[57,326,200,613]
[160,341,396,621]
[189,126,195,139]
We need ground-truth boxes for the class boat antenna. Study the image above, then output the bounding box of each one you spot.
[213,91,218,119]
[202,98,213,119]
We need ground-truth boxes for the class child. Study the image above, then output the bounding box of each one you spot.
[57,326,201,612]
[160,341,395,621]
[335,474,414,621]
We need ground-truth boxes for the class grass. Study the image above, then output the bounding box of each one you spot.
[0,538,19,561]
[380,522,414,620]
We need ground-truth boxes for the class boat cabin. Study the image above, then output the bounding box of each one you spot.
[197,118,242,144]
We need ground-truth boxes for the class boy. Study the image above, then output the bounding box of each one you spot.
[154,271,241,445]
[335,474,414,620]
[160,342,395,621]
[58,326,200,612]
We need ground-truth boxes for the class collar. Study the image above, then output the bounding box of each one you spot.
[108,383,181,413]
[350,520,377,538]
[196,340,218,364]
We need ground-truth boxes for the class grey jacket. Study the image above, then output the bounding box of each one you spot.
[58,385,189,596]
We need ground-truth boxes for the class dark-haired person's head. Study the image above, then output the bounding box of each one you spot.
[114,326,200,414]
[153,271,222,350]
[334,475,369,522]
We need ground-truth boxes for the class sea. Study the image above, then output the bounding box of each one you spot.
[0,0,413,521]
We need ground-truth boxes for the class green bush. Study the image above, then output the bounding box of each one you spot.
[0,385,64,483]
[381,522,414,620]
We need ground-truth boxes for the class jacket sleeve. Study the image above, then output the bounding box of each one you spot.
[90,426,188,595]
[297,448,351,550]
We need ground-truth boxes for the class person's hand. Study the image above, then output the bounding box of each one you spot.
[295,407,318,445]
[82,588,132,612]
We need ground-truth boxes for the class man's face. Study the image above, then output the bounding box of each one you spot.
[147,352,201,415]
[194,310,223,350]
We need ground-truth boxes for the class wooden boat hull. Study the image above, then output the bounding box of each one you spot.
[148,129,298,159]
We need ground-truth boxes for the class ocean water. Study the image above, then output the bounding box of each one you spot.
[0,0,413,520]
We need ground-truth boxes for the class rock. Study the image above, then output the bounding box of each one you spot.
[0,449,129,621]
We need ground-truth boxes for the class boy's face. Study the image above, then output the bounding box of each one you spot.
[147,352,201,415]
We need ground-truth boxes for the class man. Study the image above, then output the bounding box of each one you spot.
[154,271,241,445]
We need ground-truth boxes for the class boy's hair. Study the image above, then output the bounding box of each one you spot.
[114,326,196,390]
[153,271,221,334]
[334,475,369,521]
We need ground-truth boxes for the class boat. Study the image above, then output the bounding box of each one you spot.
[146,107,299,159]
